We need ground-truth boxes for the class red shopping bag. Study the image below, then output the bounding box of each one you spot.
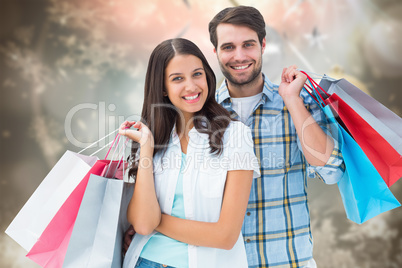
[320,78,402,155]
[304,73,402,186]
[326,94,402,186]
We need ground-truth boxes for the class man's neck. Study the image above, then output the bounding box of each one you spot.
[227,73,264,98]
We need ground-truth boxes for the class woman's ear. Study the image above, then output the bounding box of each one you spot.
[163,91,168,97]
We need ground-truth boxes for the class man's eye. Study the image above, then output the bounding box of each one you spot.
[244,43,253,47]
[223,46,233,50]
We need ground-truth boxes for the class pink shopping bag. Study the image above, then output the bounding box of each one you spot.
[5,151,98,251]
[26,160,109,267]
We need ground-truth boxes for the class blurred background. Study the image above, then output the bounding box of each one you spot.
[1,0,401,267]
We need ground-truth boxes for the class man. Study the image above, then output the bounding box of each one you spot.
[208,6,344,268]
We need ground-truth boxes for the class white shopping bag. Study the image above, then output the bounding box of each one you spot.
[5,151,98,251]
[63,174,130,268]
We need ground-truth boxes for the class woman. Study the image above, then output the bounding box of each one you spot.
[119,38,259,268]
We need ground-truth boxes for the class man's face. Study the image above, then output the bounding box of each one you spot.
[214,23,266,86]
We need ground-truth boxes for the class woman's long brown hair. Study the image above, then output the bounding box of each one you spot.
[128,38,232,179]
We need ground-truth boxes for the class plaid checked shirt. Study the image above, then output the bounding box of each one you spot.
[216,74,344,268]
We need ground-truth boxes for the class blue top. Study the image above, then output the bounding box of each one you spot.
[140,152,188,267]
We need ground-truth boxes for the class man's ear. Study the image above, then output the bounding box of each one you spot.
[261,38,266,54]
[213,47,217,55]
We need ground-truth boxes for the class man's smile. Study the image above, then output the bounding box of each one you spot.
[230,63,252,70]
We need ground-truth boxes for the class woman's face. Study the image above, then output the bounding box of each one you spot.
[164,54,208,122]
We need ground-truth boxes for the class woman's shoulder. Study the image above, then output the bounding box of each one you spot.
[223,120,252,145]
[222,120,255,158]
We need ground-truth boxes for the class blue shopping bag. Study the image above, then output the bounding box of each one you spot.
[322,105,400,223]
[302,72,400,224]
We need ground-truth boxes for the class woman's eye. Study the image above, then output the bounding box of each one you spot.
[194,72,203,77]
[172,77,182,81]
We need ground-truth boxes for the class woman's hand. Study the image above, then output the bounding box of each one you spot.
[119,121,154,149]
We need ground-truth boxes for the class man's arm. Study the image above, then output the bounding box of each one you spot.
[278,65,334,166]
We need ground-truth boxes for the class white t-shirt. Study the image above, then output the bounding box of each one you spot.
[123,121,260,268]
[231,92,263,124]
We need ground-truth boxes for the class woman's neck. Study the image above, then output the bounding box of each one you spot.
[176,113,194,136]
[176,116,194,154]
[176,121,193,137]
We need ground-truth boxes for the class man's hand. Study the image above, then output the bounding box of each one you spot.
[123,225,135,256]
[278,65,307,103]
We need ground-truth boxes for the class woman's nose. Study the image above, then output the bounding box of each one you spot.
[184,78,198,92]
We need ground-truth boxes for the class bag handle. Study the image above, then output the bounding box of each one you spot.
[113,137,130,180]
[104,126,131,160]
[298,70,330,108]
[76,128,131,179]
[103,134,130,179]
[104,134,120,159]
[103,134,123,177]
[295,69,323,105]
[302,83,319,103]
[77,129,119,155]
[298,69,337,82]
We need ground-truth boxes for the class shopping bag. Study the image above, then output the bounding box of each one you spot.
[319,78,402,186]
[102,160,128,180]
[323,105,400,223]
[320,78,402,155]
[62,174,129,268]
[5,151,98,251]
[302,73,401,223]
[26,159,110,267]
[26,133,126,267]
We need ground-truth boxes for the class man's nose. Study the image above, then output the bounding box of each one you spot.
[233,47,246,61]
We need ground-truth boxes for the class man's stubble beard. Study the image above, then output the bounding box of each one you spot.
[219,59,263,87]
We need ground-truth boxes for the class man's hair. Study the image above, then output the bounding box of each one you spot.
[208,6,266,49]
